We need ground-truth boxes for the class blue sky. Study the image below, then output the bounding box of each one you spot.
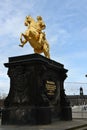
[0,0,87,95]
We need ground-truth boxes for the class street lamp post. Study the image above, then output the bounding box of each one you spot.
[85,75,87,77]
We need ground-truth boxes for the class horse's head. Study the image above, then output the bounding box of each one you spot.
[24,16,33,26]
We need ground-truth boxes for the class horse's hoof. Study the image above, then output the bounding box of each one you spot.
[19,44,23,47]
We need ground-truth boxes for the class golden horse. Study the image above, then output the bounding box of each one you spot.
[19,16,50,58]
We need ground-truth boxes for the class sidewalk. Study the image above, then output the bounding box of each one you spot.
[0,119,87,130]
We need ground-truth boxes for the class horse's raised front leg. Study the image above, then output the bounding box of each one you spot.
[19,33,27,47]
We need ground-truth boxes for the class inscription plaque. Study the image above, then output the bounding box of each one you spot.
[45,81,56,98]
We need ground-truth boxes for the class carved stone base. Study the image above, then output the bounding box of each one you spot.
[2,54,72,125]
[2,107,51,125]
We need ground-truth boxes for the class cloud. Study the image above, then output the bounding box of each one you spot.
[0,0,38,38]
[46,23,71,48]
[0,80,9,94]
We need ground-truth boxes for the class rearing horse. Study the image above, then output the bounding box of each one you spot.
[19,16,50,58]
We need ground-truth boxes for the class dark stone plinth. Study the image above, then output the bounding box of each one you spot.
[2,107,51,125]
[2,54,72,125]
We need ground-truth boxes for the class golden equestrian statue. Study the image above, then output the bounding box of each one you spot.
[19,15,50,58]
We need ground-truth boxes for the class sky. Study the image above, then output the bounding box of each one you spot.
[0,0,87,96]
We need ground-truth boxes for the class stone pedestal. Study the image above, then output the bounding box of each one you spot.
[2,54,72,125]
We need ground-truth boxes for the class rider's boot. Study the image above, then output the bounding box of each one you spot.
[38,36,42,44]
[35,34,39,41]
[38,33,43,44]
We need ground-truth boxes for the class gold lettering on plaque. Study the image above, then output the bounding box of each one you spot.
[46,81,56,96]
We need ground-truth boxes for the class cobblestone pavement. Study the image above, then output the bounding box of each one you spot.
[0,119,87,130]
